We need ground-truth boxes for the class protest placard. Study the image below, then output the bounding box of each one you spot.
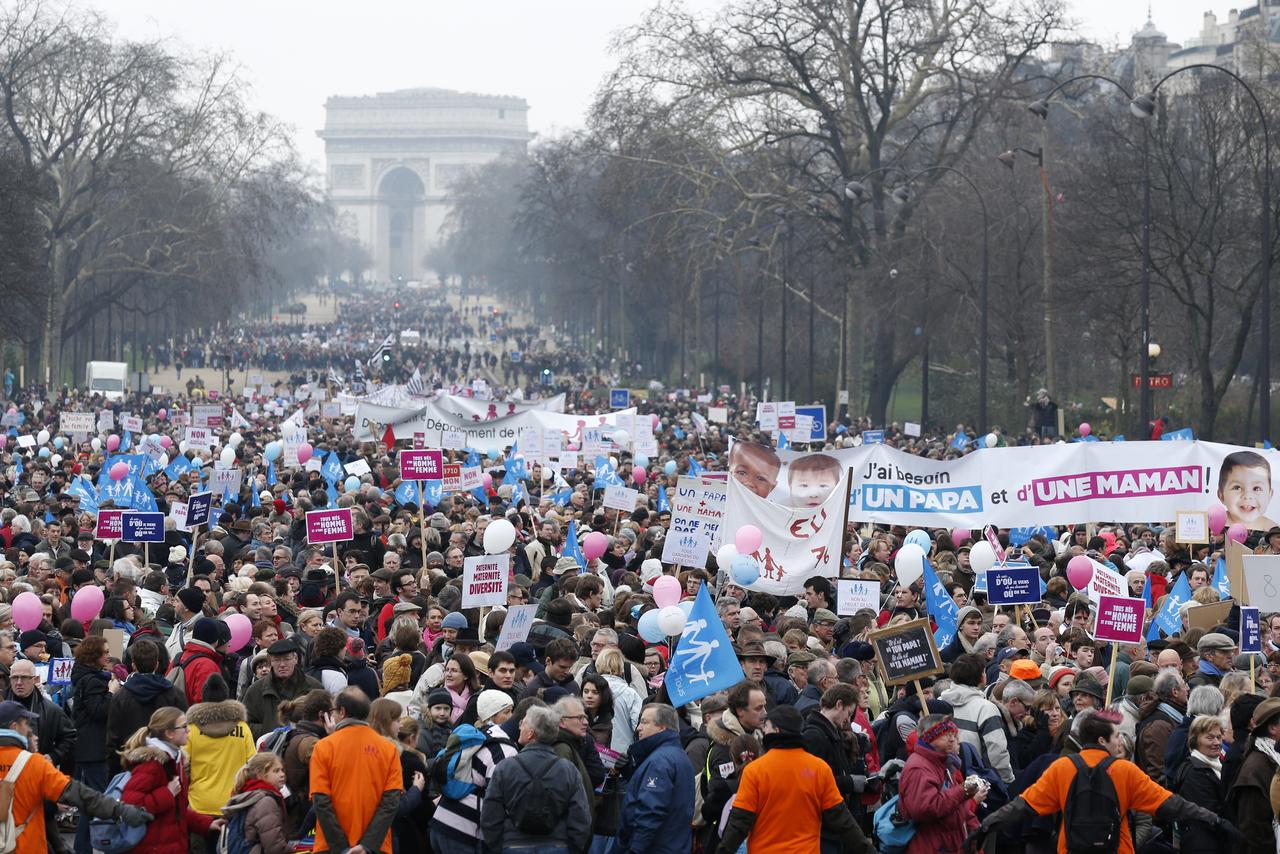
[47,658,73,685]
[192,404,223,428]
[210,467,242,498]
[1086,560,1126,604]
[442,463,482,492]
[59,412,94,434]
[1243,555,1280,611]
[1094,595,1145,644]
[869,619,943,686]
[344,458,372,477]
[495,604,539,651]
[121,512,165,543]
[1176,511,1209,544]
[16,435,33,448]
[603,485,639,513]
[441,427,467,450]
[1187,599,1234,631]
[186,426,213,448]
[609,389,630,409]
[122,415,143,433]
[987,565,1043,606]
[463,555,509,609]
[1242,607,1262,653]
[186,492,214,528]
[98,411,114,432]
[321,402,341,419]
[306,508,354,544]
[836,579,882,616]
[660,476,727,568]
[708,406,728,423]
[95,509,124,540]
[400,450,444,481]
[169,500,189,532]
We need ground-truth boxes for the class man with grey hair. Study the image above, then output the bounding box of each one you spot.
[718,596,741,632]
[551,696,606,803]
[1135,668,1188,785]
[616,703,694,854]
[796,658,837,713]
[481,704,591,853]
[760,640,799,707]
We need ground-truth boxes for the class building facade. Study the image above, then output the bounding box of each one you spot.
[318,88,531,283]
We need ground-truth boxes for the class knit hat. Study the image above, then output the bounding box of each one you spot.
[956,605,982,625]
[168,546,187,564]
[191,617,221,645]
[476,689,514,723]
[1047,665,1075,691]
[381,654,412,694]
[1126,675,1155,698]
[17,631,49,651]
[762,704,803,736]
[441,612,468,630]
[426,688,452,708]
[177,587,206,614]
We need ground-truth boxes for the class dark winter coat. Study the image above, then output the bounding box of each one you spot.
[221,783,289,854]
[106,673,183,774]
[345,657,380,701]
[614,728,695,854]
[241,667,322,740]
[1173,753,1230,854]
[120,743,215,854]
[897,741,979,854]
[762,668,799,707]
[70,663,112,762]
[7,686,75,769]
[1229,741,1279,854]
[169,639,224,706]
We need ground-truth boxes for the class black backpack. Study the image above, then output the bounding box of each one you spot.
[1062,755,1122,854]
[508,752,563,835]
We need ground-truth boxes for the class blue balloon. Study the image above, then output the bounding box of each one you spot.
[53,437,64,450]
[663,460,678,477]
[730,554,761,587]
[344,475,361,492]
[904,529,933,554]
[486,448,500,461]
[638,609,665,644]
[37,447,50,458]
[678,600,694,618]
[263,441,282,462]
[634,454,650,469]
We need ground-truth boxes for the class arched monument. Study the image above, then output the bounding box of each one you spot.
[318,87,531,282]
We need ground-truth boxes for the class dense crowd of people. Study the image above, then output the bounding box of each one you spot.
[0,285,1272,854]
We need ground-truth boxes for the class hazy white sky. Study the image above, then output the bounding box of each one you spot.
[91,0,1235,169]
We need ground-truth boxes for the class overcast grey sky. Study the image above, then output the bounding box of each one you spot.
[93,0,1232,169]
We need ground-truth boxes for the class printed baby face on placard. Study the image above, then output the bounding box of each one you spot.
[1217,450,1278,530]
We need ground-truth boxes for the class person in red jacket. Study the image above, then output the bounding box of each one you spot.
[168,618,227,705]
[119,706,225,854]
[896,715,983,854]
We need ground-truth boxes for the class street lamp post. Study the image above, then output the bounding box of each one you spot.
[845,166,990,431]
[1130,65,1272,442]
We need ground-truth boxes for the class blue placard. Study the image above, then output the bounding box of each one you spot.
[1242,606,1262,653]
[186,492,214,528]
[609,388,630,409]
[539,370,554,386]
[796,405,827,443]
[987,565,1043,606]
[510,351,521,363]
[862,429,885,445]
[1161,427,1195,441]
[121,511,165,543]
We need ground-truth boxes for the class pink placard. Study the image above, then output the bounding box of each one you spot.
[305,508,354,544]
[1094,594,1146,645]
[400,449,444,481]
[95,509,124,540]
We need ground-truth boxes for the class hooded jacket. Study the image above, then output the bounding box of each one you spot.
[221,781,289,854]
[120,742,215,854]
[169,639,223,706]
[701,707,753,831]
[186,698,257,815]
[939,683,1014,783]
[106,673,183,775]
[614,728,695,854]
[70,662,112,763]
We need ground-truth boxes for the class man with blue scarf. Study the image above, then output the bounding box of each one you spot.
[1188,632,1236,689]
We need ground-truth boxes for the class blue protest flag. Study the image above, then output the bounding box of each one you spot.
[251,487,260,509]
[548,489,574,507]
[395,480,419,507]
[164,455,191,481]
[1142,576,1152,609]
[1212,555,1230,599]
[120,430,132,452]
[511,482,527,506]
[922,558,959,649]
[664,584,744,706]
[222,486,233,506]
[673,426,686,441]
[657,485,670,513]
[689,458,705,477]
[132,480,158,513]
[562,520,587,568]
[12,456,21,476]
[326,481,339,506]
[776,430,791,451]
[266,460,277,486]
[465,449,481,468]
[43,511,54,523]
[321,452,344,485]
[951,432,969,450]
[1150,572,1193,638]
[423,478,442,506]
[593,456,622,489]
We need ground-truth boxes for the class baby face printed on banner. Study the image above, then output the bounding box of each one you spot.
[1217,450,1278,530]
[786,453,843,508]
[729,440,781,499]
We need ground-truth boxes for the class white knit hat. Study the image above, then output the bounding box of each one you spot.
[477,689,513,723]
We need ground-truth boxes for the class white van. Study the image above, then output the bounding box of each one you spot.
[85,361,128,400]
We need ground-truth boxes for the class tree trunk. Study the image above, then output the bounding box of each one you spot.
[40,241,68,387]
[867,324,903,426]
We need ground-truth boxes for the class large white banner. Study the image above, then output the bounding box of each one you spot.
[725,469,850,595]
[354,399,636,455]
[433,391,566,419]
[728,438,1280,529]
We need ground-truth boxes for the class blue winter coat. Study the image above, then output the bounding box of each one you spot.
[612,728,695,854]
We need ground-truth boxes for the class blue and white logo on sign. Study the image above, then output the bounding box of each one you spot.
[609,388,630,409]
[796,405,827,442]
[862,430,885,445]
[987,565,1043,606]
[121,511,165,543]
[1242,607,1262,653]
[186,492,214,528]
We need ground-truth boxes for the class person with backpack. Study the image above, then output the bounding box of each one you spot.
[0,699,151,854]
[117,706,225,854]
[219,753,289,854]
[894,714,984,854]
[184,674,257,831]
[68,634,117,854]
[277,689,332,835]
[480,704,591,854]
[168,617,228,706]
[242,637,322,740]
[978,709,1243,854]
[305,627,349,694]
[310,687,402,854]
[106,638,183,775]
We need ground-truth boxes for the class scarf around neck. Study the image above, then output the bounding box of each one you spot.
[1191,749,1222,778]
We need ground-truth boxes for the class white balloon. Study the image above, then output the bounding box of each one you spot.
[969,541,997,575]
[483,518,517,555]
[984,432,998,448]
[894,543,926,589]
[50,454,61,466]
[90,437,102,452]
[229,432,243,447]
[219,446,237,467]
[37,429,49,445]
[612,429,631,448]
[716,543,738,568]
[540,465,554,482]
[178,440,189,454]
[608,456,618,470]
[656,605,687,636]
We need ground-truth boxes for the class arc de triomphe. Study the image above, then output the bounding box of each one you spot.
[318,87,531,282]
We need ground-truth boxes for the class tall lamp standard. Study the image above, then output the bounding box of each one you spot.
[1130,65,1272,442]
[774,206,791,401]
[845,165,990,432]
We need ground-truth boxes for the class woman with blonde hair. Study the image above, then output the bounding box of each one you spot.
[596,647,642,752]
[219,753,289,854]
[119,707,223,854]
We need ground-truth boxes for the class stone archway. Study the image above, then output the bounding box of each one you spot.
[378,166,426,281]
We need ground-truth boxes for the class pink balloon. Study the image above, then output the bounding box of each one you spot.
[652,574,681,608]
[734,525,763,555]
[224,613,252,653]
[582,531,609,561]
[159,435,173,449]
[1079,422,1091,438]
[482,473,494,489]
[109,461,129,481]
[105,434,120,452]
[1066,555,1094,590]
[70,585,105,622]
[951,528,972,546]
[1227,523,1248,544]
[296,442,313,464]
[633,467,647,485]
[1208,504,1228,534]
[12,591,41,632]
[650,414,660,431]
[157,409,167,421]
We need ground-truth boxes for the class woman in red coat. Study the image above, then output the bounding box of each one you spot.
[897,715,984,854]
[118,706,225,854]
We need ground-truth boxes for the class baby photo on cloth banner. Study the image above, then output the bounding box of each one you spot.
[723,467,849,595]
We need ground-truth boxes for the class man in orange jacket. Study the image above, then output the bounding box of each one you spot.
[309,687,402,854]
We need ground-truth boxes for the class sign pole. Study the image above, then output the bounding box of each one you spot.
[144,542,149,569]
[417,481,428,570]
[333,542,341,590]
[1105,642,1119,707]
[1251,656,1257,694]
[479,606,489,644]
[914,679,930,715]
[108,541,116,570]
[185,523,200,587]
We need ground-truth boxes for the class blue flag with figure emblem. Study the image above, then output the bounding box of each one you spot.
[465,449,482,468]
[1149,572,1192,639]
[120,430,132,452]
[689,458,705,477]
[665,584,743,706]
[164,455,193,481]
[1212,555,1230,599]
[777,430,790,451]
[657,485,670,513]
[395,480,418,507]
[593,456,623,489]
[13,455,21,476]
[266,460,276,486]
[923,558,959,649]
[251,487,260,509]
[511,482,527,506]
[326,481,339,506]
[423,478,442,506]
[548,489,573,507]
[561,519,587,568]
[321,452,344,485]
